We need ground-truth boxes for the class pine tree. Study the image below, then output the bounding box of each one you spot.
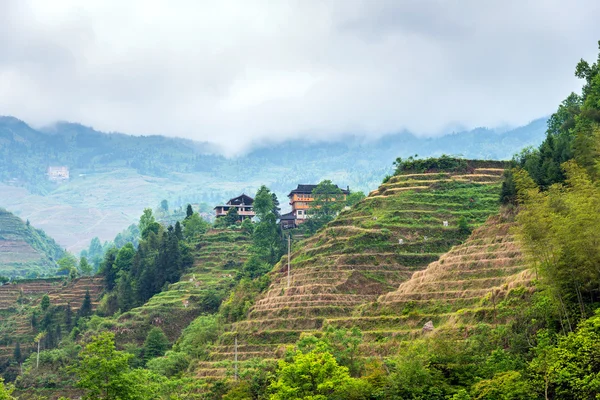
[64,302,73,329]
[186,204,194,219]
[40,294,50,311]
[174,221,183,240]
[78,289,93,318]
[143,327,170,362]
[13,342,21,363]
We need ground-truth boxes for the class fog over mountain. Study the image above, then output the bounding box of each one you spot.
[1,1,599,154]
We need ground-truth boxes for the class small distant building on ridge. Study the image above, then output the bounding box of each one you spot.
[214,194,255,220]
[47,166,70,182]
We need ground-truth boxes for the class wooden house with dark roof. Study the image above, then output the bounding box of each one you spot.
[214,194,255,220]
[282,184,350,228]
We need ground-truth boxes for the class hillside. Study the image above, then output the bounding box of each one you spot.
[0,116,547,252]
[193,160,508,378]
[111,229,251,346]
[342,212,535,355]
[0,276,104,366]
[0,208,64,278]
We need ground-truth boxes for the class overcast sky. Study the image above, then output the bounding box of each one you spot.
[1,0,599,155]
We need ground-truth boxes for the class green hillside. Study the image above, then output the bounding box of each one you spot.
[192,160,509,378]
[0,209,64,278]
[110,229,252,346]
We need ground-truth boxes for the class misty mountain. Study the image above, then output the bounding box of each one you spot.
[0,115,547,251]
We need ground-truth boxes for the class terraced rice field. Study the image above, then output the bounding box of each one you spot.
[345,212,533,355]
[194,161,511,378]
[0,276,104,362]
[113,230,252,345]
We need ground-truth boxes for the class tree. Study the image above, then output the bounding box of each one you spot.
[13,342,21,364]
[0,378,15,400]
[0,276,9,285]
[64,302,73,329]
[224,206,240,226]
[79,256,93,276]
[57,253,78,277]
[269,345,368,400]
[160,199,169,213]
[78,289,93,318]
[310,180,344,219]
[186,204,194,219]
[75,332,139,400]
[139,208,156,237]
[143,327,170,362]
[40,294,50,311]
[117,271,134,312]
[174,221,183,240]
[253,186,275,221]
[182,213,209,239]
[345,191,366,207]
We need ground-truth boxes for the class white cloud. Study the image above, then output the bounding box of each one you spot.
[1,0,599,154]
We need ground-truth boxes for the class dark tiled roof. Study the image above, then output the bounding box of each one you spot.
[227,194,254,205]
[278,211,296,221]
[288,184,350,197]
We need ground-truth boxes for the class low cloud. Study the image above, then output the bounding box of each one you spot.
[1,0,599,155]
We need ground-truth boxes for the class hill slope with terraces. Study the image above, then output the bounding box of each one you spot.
[331,212,535,355]
[0,276,104,364]
[112,229,252,346]
[194,160,509,378]
[0,208,64,278]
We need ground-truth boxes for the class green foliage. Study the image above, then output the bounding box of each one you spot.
[269,343,369,400]
[224,206,241,226]
[502,43,600,202]
[176,315,220,359]
[146,351,189,378]
[310,180,344,217]
[254,185,275,221]
[79,256,93,276]
[74,332,163,399]
[457,216,471,235]
[40,294,50,312]
[346,191,366,207]
[471,371,533,400]
[139,208,156,237]
[183,212,210,240]
[0,378,15,400]
[515,161,600,321]
[529,310,600,399]
[393,155,468,174]
[143,327,170,362]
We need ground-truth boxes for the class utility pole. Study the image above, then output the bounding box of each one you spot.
[234,336,238,381]
[287,234,291,288]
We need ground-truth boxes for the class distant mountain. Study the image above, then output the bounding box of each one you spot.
[0,116,548,251]
[0,208,64,278]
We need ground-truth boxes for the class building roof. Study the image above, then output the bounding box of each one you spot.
[227,194,254,205]
[278,211,296,221]
[288,184,350,197]
[214,193,254,210]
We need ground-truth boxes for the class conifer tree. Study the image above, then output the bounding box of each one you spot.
[78,289,93,318]
[143,327,170,362]
[64,302,73,329]
[13,342,20,364]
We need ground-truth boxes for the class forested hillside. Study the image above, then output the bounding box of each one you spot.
[0,116,546,253]
[0,209,63,278]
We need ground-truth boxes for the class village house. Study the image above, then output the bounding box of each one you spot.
[47,166,70,182]
[280,184,350,229]
[214,194,255,220]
